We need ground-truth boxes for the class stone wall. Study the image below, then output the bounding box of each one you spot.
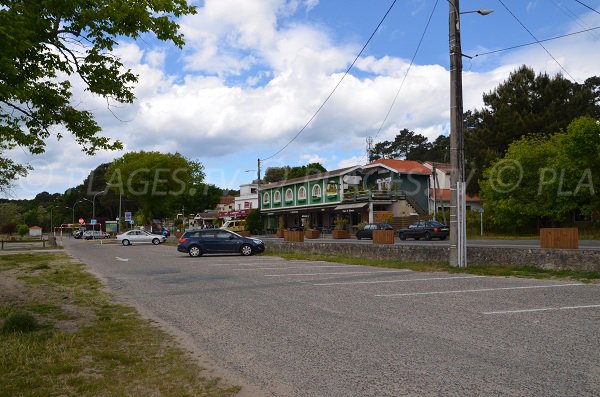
[266,240,600,272]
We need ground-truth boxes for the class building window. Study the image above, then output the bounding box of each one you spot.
[273,191,281,203]
[285,188,294,202]
[298,186,307,200]
[312,184,321,198]
[251,188,257,194]
[263,192,270,204]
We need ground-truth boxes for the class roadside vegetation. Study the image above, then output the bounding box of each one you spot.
[267,251,600,282]
[0,253,239,397]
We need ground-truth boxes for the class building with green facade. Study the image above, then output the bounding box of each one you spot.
[259,159,431,233]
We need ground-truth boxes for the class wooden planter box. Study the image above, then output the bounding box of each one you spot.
[332,229,349,239]
[540,228,579,249]
[285,230,304,242]
[276,229,285,238]
[373,229,395,245]
[237,231,251,237]
[304,229,321,239]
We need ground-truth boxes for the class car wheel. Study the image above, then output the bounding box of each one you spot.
[399,233,406,241]
[240,244,253,256]
[189,246,202,257]
[152,238,160,245]
[122,239,130,246]
[356,233,362,240]
[425,232,431,241]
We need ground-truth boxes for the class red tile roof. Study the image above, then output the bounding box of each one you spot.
[219,196,235,205]
[430,188,481,202]
[369,159,431,175]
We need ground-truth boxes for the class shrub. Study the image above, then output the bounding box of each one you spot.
[16,224,29,238]
[2,311,39,333]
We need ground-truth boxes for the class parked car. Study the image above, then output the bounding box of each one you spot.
[220,219,246,232]
[177,229,265,257]
[397,220,449,241]
[82,230,111,240]
[117,230,166,246]
[73,230,84,239]
[356,223,394,240]
[151,228,170,237]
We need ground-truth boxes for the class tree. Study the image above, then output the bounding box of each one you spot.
[106,151,204,224]
[480,117,600,229]
[263,163,327,182]
[369,129,433,161]
[263,167,291,183]
[0,0,196,190]
[16,224,29,238]
[465,66,600,194]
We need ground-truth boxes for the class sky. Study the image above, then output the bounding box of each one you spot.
[7,0,600,199]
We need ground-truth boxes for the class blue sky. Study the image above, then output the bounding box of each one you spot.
[9,0,600,199]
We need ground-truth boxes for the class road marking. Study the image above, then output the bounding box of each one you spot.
[234,265,352,271]
[265,270,409,277]
[312,275,483,286]
[483,304,600,315]
[115,257,129,262]
[375,283,585,297]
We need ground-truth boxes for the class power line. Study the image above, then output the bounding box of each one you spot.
[496,0,578,82]
[260,0,398,163]
[473,25,600,57]
[358,0,440,165]
[573,0,600,16]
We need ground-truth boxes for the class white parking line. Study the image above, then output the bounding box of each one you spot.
[312,275,484,286]
[265,270,410,277]
[233,265,353,271]
[483,304,600,315]
[376,283,585,297]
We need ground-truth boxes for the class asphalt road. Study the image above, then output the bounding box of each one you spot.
[63,238,600,397]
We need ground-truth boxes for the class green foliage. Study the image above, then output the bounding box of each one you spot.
[106,151,205,223]
[263,163,327,183]
[370,129,449,162]
[16,224,29,237]
[465,66,600,194]
[480,117,600,228]
[1,311,39,333]
[0,0,197,189]
[334,215,348,230]
[245,210,261,233]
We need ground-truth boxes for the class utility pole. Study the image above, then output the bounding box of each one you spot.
[257,158,261,182]
[366,136,373,162]
[449,0,466,267]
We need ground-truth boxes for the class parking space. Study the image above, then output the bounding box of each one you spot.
[64,240,600,396]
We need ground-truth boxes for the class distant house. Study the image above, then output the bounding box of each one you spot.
[29,226,42,237]
[234,184,259,211]
[422,161,483,214]
[216,196,235,212]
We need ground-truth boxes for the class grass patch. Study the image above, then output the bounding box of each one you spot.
[266,251,600,282]
[0,253,240,397]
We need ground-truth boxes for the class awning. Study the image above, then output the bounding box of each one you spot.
[334,202,368,212]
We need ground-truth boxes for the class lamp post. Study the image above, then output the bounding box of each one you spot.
[448,1,493,268]
[69,202,81,226]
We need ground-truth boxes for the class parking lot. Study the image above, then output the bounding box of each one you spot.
[65,239,600,397]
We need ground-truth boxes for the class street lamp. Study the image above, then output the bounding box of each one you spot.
[448,1,493,268]
[69,202,81,226]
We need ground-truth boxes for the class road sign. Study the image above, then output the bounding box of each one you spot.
[78,218,84,224]
[124,211,132,221]
[91,219,97,225]
[130,220,135,225]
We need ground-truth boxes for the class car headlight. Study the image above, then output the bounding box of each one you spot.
[251,238,263,244]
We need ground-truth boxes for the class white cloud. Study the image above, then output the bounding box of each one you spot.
[6,3,600,199]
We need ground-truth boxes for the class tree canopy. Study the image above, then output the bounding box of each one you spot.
[480,117,600,229]
[263,163,327,183]
[369,129,449,163]
[465,66,600,194]
[106,151,204,223]
[0,0,196,191]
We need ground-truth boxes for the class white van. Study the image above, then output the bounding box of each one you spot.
[220,220,246,232]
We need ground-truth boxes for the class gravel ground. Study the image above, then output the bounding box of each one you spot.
[63,238,600,397]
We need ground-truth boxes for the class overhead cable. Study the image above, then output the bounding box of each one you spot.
[260,0,398,162]
[359,0,440,164]
[473,25,600,57]
[497,0,578,82]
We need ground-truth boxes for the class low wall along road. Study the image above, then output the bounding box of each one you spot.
[266,240,600,272]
